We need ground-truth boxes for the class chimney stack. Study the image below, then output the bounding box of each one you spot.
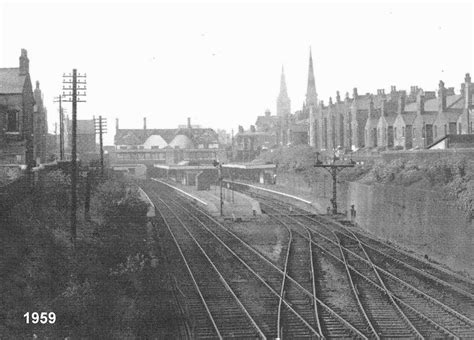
[417,90,425,115]
[116,118,119,131]
[19,49,29,76]
[391,85,396,93]
[265,109,271,117]
[336,91,341,103]
[352,87,358,99]
[438,80,446,113]
[368,96,374,117]
[465,73,472,110]
[398,92,406,114]
[329,97,333,105]
[187,117,191,129]
[143,117,147,130]
[345,92,350,102]
[250,125,256,133]
[381,98,387,117]
[238,125,244,133]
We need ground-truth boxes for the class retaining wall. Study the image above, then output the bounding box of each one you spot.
[346,182,474,276]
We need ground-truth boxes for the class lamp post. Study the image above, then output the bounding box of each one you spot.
[213,160,223,216]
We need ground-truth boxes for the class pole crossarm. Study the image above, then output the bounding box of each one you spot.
[314,162,355,215]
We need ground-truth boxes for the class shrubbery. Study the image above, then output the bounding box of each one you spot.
[255,147,474,219]
[1,172,171,338]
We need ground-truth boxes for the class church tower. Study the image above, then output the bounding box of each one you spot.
[276,65,291,116]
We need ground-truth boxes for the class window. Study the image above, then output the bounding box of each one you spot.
[434,125,437,138]
[402,127,405,137]
[151,145,159,149]
[458,123,462,134]
[6,110,19,132]
[394,127,397,138]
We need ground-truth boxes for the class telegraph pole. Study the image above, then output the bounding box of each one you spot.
[314,154,354,215]
[53,95,65,160]
[62,69,87,248]
[94,115,107,177]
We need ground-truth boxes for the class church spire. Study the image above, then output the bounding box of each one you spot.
[280,65,288,97]
[276,65,291,117]
[305,47,318,109]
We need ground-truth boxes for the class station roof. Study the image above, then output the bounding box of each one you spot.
[222,163,276,169]
[154,164,217,170]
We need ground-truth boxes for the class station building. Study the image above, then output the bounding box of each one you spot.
[110,117,226,175]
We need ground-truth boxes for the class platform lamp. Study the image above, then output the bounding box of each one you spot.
[213,160,224,216]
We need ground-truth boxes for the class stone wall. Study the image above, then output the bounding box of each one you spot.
[346,182,474,276]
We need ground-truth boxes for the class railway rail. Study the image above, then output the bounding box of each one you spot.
[227,182,474,338]
[146,180,369,338]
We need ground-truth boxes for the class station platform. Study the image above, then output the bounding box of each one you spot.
[151,178,261,219]
[226,179,331,215]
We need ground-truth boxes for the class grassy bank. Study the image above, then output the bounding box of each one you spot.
[0,172,182,338]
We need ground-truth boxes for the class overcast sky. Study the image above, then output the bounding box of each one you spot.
[1,0,473,145]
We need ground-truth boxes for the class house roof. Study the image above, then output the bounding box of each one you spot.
[365,117,379,128]
[400,112,417,125]
[383,113,397,125]
[404,94,471,113]
[428,134,474,149]
[0,68,27,94]
[255,115,279,126]
[417,112,438,124]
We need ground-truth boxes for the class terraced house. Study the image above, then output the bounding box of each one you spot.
[0,49,35,168]
[263,57,473,152]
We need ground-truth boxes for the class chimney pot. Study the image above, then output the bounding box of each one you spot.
[116,118,119,130]
[353,88,358,98]
[187,117,191,129]
[143,117,147,130]
[19,48,29,75]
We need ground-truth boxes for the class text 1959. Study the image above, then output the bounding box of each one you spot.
[23,312,56,324]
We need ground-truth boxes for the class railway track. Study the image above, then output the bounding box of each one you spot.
[234,186,474,338]
[146,181,370,338]
[146,184,333,338]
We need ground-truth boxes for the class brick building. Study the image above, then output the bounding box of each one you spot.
[0,49,35,168]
